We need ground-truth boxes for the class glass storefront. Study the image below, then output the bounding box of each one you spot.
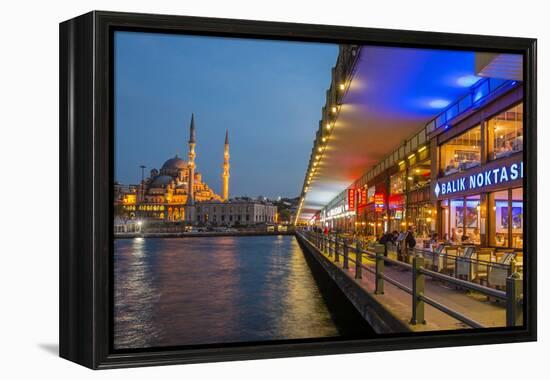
[489,187,523,248]
[488,102,523,160]
[408,164,430,190]
[440,126,481,176]
[408,203,434,238]
[440,195,481,245]
[390,171,405,194]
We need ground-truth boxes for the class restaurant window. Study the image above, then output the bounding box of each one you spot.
[440,126,481,176]
[489,188,523,248]
[440,196,480,245]
[451,198,464,243]
[489,102,523,160]
[465,195,481,244]
[408,204,434,239]
[390,172,405,194]
[408,162,431,190]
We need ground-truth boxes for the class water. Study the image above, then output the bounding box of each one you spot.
[114,235,374,349]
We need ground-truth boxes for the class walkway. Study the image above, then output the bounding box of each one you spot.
[299,233,506,332]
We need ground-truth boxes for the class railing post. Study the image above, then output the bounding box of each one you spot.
[335,236,340,263]
[355,240,362,279]
[411,255,425,325]
[506,272,523,327]
[374,243,385,295]
[343,238,349,269]
[328,234,333,257]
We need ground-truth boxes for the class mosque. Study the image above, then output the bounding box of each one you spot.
[115,114,230,223]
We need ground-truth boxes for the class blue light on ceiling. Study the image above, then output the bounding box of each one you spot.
[429,99,451,108]
[456,75,481,87]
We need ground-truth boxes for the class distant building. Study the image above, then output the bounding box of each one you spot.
[195,198,277,226]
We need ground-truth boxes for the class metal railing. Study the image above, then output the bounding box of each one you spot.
[299,231,523,329]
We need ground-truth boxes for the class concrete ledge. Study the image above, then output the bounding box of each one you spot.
[296,233,411,334]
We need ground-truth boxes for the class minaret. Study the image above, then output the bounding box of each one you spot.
[222,129,230,201]
[185,114,196,223]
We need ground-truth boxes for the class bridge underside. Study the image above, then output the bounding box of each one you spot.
[300,46,518,221]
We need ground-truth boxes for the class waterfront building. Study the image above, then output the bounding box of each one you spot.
[194,198,278,227]
[297,45,523,254]
[115,114,228,224]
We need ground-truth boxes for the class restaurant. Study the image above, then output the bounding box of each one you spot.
[430,83,523,251]
[318,78,523,256]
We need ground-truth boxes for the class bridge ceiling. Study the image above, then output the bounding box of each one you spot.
[300,46,482,221]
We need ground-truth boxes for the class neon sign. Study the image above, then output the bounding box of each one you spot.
[347,189,355,211]
[367,186,375,203]
[435,161,523,197]
[374,193,385,212]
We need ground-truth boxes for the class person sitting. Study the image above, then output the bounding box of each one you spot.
[449,228,460,244]
[445,158,458,174]
[429,232,439,248]
[470,228,481,244]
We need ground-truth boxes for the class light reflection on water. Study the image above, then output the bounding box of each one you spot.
[114,235,370,349]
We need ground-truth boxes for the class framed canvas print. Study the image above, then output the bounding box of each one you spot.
[59,11,537,369]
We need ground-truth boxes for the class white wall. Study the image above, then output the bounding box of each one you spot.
[0,0,547,378]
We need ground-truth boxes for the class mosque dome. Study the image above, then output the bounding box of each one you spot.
[149,175,174,188]
[161,155,187,170]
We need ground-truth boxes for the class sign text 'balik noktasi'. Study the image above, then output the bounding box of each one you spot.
[434,161,523,197]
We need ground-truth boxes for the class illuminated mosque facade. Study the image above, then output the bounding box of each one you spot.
[115,114,229,223]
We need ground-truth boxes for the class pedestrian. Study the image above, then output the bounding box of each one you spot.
[403,225,416,262]
[379,230,398,257]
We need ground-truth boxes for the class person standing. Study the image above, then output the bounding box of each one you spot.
[404,225,417,262]
[379,230,398,257]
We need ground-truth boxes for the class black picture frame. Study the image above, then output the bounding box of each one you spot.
[59,10,537,369]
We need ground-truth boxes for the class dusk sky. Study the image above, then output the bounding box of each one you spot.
[114,31,338,198]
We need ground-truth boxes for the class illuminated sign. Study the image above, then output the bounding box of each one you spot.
[389,194,405,208]
[367,186,375,203]
[374,193,385,212]
[328,205,345,217]
[357,187,368,206]
[434,161,523,198]
[347,188,355,211]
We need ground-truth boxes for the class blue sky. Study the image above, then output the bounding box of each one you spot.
[114,31,338,198]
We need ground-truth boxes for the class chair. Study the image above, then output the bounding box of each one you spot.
[488,251,516,288]
[441,246,459,274]
[456,246,476,281]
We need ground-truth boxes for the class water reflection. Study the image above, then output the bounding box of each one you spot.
[114,235,371,349]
